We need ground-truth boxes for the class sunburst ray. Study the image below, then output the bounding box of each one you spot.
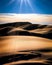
[7,0,15,5]
[19,0,24,13]
[27,0,34,12]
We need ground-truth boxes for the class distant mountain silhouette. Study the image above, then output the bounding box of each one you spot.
[0,22,31,28]
[0,22,52,39]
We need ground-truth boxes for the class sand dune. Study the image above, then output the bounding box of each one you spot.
[0,36,52,54]
[0,22,52,39]
[0,22,52,65]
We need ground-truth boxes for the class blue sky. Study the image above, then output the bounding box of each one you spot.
[0,0,52,14]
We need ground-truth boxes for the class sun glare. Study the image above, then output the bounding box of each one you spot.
[7,0,34,13]
[19,0,34,12]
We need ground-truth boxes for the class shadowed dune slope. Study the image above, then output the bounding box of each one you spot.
[0,22,52,39]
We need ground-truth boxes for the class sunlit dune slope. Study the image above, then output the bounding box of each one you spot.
[0,36,52,54]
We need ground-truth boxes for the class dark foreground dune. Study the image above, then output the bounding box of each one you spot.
[0,22,52,65]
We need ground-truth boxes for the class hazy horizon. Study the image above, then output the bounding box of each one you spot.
[0,13,52,25]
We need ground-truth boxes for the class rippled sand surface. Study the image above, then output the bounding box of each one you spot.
[0,36,52,65]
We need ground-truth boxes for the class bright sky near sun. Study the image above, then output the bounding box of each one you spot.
[0,0,52,14]
[0,0,52,24]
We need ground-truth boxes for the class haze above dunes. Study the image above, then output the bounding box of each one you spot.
[0,14,52,25]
